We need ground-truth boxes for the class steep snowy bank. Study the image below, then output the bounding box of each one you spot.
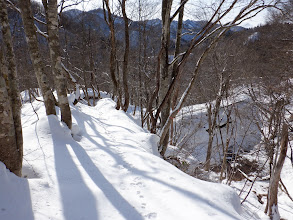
[0,98,247,220]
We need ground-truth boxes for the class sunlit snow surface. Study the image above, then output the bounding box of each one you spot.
[0,96,274,220]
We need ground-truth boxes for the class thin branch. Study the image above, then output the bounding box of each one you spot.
[59,0,84,15]
[170,0,189,22]
[6,0,47,25]
[34,24,48,38]
[280,178,293,202]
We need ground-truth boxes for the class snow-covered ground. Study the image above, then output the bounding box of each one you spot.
[0,97,255,220]
[162,87,293,220]
[164,92,261,174]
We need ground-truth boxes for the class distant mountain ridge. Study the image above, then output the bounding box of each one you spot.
[61,8,245,45]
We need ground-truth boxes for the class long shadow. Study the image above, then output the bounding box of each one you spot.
[71,106,138,135]
[0,173,34,220]
[71,106,243,219]
[68,141,144,220]
[49,118,98,220]
[105,141,243,219]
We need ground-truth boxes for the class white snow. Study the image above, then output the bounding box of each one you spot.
[0,97,248,220]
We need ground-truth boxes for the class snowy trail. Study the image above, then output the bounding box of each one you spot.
[1,98,248,220]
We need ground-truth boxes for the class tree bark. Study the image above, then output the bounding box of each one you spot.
[267,123,288,219]
[170,0,184,145]
[43,0,72,129]
[159,28,228,148]
[0,55,21,177]
[158,0,173,156]
[103,0,121,110]
[0,75,21,176]
[0,0,23,176]
[204,74,228,171]
[19,0,56,116]
[121,0,130,112]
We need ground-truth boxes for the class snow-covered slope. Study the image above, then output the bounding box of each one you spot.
[0,98,248,220]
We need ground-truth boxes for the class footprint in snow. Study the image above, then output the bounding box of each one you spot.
[141,203,146,209]
[144,212,157,219]
[130,182,145,188]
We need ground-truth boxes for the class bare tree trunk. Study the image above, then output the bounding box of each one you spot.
[158,0,173,156]
[43,0,72,129]
[266,123,288,219]
[88,29,99,105]
[220,108,233,181]
[205,104,214,171]
[120,0,130,112]
[170,0,184,145]
[159,28,228,148]
[103,0,121,110]
[19,0,56,116]
[0,0,23,176]
[0,74,21,176]
[0,54,21,177]
[204,74,229,170]
[137,0,144,127]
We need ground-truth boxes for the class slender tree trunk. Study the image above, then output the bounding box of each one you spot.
[266,123,288,219]
[103,0,121,110]
[159,29,228,148]
[43,0,72,129]
[19,0,56,116]
[0,54,21,176]
[159,0,173,156]
[138,0,143,127]
[204,79,226,171]
[88,29,99,105]
[170,0,184,145]
[121,0,130,112]
[0,0,23,176]
[0,74,21,176]
[205,104,214,171]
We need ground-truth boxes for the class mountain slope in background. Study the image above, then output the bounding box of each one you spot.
[62,8,245,45]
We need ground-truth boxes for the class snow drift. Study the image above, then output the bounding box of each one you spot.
[0,97,247,220]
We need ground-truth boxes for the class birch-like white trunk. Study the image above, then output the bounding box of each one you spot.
[0,0,23,176]
[0,74,21,176]
[19,0,57,116]
[43,0,72,129]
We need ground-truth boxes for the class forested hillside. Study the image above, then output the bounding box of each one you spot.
[0,0,292,219]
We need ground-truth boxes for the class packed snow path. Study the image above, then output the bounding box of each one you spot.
[0,98,248,220]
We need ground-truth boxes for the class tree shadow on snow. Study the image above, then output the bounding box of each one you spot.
[70,108,242,220]
[0,172,34,220]
[49,118,98,220]
[49,117,143,220]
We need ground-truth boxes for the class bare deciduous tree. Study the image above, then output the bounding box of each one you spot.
[103,0,122,110]
[42,0,72,129]
[153,0,280,157]
[19,0,57,116]
[0,0,23,176]
[119,0,130,112]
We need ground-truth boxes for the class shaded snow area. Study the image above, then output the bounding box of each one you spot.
[0,98,250,220]
[162,87,293,220]
[164,92,261,174]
